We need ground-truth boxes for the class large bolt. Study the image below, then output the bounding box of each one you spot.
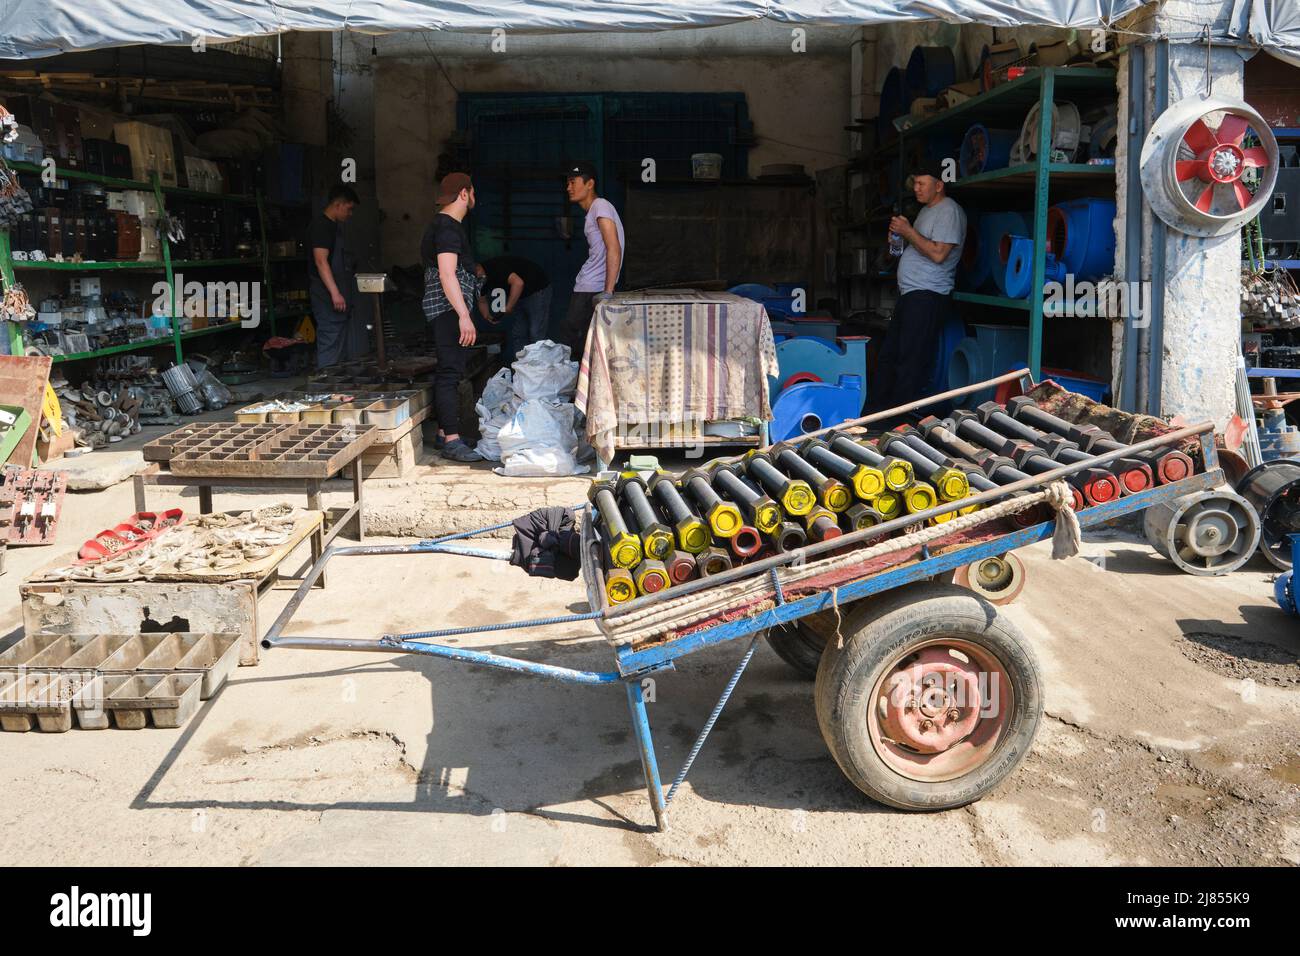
[648,473,711,554]
[772,442,853,512]
[588,479,643,569]
[799,438,887,500]
[745,451,816,516]
[603,567,637,605]
[828,433,914,491]
[682,468,744,539]
[616,474,675,559]
[712,462,782,533]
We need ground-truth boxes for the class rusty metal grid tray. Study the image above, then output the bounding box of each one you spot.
[143,422,378,478]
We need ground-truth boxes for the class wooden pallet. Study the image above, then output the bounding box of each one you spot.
[142,422,378,478]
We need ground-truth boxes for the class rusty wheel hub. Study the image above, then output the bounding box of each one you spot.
[879,648,982,754]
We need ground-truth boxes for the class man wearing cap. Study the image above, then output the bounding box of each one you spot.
[561,160,624,358]
[870,159,965,412]
[421,172,484,463]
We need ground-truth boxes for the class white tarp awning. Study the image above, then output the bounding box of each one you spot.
[0,0,1150,60]
[1248,0,1300,66]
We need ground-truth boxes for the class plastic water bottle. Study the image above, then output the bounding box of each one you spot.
[888,231,904,257]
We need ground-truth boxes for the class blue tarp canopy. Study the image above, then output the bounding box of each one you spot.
[0,0,1150,59]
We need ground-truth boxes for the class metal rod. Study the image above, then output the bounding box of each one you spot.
[712,368,1033,465]
[665,635,760,807]
[604,420,1215,619]
[626,681,668,831]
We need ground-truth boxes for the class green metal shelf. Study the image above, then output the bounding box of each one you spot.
[953,291,1031,310]
[48,321,246,363]
[5,160,255,203]
[882,66,1119,380]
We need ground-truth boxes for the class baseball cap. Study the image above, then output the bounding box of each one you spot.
[565,160,598,183]
[435,172,473,205]
[909,158,947,182]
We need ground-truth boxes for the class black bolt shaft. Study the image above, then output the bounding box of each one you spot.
[593,487,630,538]
[713,466,763,510]
[803,442,860,485]
[829,434,888,470]
[622,479,661,534]
[650,476,699,525]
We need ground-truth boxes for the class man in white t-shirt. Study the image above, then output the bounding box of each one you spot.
[561,160,625,357]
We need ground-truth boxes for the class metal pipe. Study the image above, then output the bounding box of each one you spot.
[1148,39,1168,418]
[1121,42,1145,412]
[267,635,623,685]
[603,420,1216,619]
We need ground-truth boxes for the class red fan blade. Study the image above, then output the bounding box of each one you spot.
[1234,181,1253,210]
[1243,147,1271,168]
[1195,183,1216,213]
[1216,113,1249,146]
[1184,118,1217,155]
[1176,160,1206,181]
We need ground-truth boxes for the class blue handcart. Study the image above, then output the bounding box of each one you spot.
[263,369,1231,831]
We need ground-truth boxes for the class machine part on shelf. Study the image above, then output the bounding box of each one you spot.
[589,481,643,570]
[682,468,743,539]
[966,211,1030,292]
[1009,100,1082,165]
[828,433,914,491]
[873,489,904,520]
[1237,459,1300,570]
[881,432,970,502]
[665,551,697,585]
[1046,198,1118,282]
[770,520,807,552]
[769,374,864,443]
[906,45,957,101]
[1142,488,1261,575]
[1003,235,1067,299]
[617,475,674,560]
[745,452,816,516]
[804,507,843,542]
[798,437,887,499]
[633,559,671,595]
[728,525,763,559]
[711,464,781,534]
[1140,96,1278,237]
[647,474,710,555]
[772,442,853,513]
[948,325,1030,398]
[697,546,733,577]
[845,503,884,531]
[604,567,636,605]
[959,124,1017,177]
[953,552,1028,605]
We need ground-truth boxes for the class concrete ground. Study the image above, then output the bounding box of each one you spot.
[0,421,1297,865]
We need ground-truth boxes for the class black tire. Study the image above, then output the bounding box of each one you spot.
[814,582,1042,811]
[766,615,834,679]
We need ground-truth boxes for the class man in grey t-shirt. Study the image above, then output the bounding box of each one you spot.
[870,159,966,412]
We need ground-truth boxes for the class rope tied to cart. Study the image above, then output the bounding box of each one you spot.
[604,481,1080,646]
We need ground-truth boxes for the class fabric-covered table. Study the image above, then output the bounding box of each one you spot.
[575,290,779,463]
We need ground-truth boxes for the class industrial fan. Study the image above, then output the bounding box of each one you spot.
[1140,96,1279,237]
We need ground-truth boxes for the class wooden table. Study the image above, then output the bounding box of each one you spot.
[133,460,366,548]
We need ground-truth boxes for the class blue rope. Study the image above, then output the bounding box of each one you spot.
[385,609,604,643]
[665,634,760,806]
[769,567,785,605]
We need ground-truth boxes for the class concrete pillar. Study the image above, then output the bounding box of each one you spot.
[281,32,332,147]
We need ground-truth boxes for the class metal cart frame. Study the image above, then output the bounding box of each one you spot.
[262,369,1221,831]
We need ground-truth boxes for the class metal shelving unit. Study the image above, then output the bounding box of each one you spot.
[871,66,1119,379]
[0,160,298,365]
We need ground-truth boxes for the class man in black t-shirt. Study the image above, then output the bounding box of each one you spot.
[476,255,551,362]
[421,172,483,463]
[308,184,360,368]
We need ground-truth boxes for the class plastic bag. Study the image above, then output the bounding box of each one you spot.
[474,367,519,461]
[197,369,232,410]
[495,399,590,477]
[512,339,578,403]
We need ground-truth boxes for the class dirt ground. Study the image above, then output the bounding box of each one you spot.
[0,441,1297,866]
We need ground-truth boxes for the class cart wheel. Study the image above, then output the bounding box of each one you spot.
[814,583,1042,810]
[767,613,837,679]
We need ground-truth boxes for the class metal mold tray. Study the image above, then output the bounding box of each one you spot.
[144,422,378,478]
[363,399,409,429]
[98,634,171,672]
[173,632,240,699]
[104,672,202,729]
